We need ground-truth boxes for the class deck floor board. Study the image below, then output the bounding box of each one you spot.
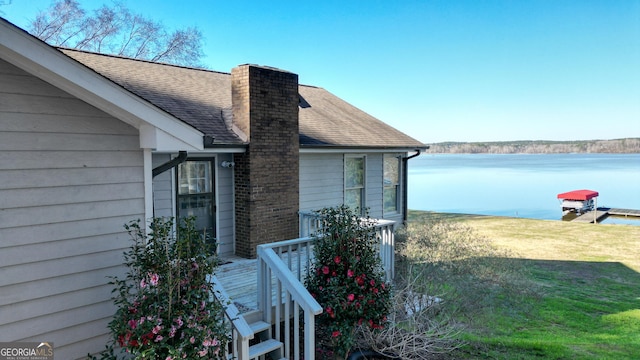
[216,251,314,313]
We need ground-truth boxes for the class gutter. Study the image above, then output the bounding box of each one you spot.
[152,151,188,178]
[402,148,427,225]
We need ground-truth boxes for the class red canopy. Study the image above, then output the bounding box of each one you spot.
[557,190,599,201]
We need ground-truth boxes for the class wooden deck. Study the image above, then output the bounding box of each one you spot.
[217,256,261,312]
[571,207,640,223]
[216,250,314,313]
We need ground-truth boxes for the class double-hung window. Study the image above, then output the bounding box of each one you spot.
[383,155,401,214]
[345,155,366,215]
[177,159,216,252]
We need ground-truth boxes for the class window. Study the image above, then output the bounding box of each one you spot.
[383,155,401,213]
[345,156,365,214]
[177,160,216,252]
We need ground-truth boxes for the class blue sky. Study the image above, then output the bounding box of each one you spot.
[2,0,639,143]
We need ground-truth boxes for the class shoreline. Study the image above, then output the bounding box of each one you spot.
[407,210,640,226]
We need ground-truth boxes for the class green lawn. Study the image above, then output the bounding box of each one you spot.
[407,211,640,359]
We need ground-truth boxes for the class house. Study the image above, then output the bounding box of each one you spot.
[0,18,427,359]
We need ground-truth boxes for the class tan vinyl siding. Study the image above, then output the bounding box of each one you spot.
[366,153,384,219]
[299,153,344,212]
[299,152,403,222]
[0,59,144,359]
[152,153,175,219]
[216,153,235,256]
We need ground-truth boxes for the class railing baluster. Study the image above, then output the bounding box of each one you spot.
[294,302,301,360]
[285,291,291,359]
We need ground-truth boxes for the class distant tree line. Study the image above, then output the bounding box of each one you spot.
[428,138,640,154]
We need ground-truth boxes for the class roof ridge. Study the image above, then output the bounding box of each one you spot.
[57,47,231,76]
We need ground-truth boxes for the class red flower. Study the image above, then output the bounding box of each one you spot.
[347,269,354,278]
[334,256,341,264]
[332,330,341,338]
[322,266,330,275]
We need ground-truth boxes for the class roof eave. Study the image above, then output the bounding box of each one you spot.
[0,19,204,151]
[299,144,429,153]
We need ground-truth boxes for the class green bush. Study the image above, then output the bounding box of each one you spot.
[92,217,228,360]
[305,206,392,359]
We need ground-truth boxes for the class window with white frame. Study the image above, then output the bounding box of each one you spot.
[177,159,216,253]
[345,155,365,215]
[383,155,401,213]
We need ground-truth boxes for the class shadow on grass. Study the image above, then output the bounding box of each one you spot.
[452,258,640,359]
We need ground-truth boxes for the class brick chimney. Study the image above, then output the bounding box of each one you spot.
[231,64,300,258]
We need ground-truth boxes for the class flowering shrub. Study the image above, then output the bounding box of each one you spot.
[92,217,228,360]
[305,206,392,359]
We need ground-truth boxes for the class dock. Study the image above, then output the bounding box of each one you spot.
[571,207,640,223]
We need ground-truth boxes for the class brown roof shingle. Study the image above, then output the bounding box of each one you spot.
[61,48,426,149]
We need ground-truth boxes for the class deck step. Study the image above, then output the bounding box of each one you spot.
[242,309,263,324]
[248,339,283,358]
[249,320,271,334]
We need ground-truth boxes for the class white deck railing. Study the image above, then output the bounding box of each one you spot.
[210,275,254,359]
[215,213,396,360]
[257,237,323,360]
[299,211,396,281]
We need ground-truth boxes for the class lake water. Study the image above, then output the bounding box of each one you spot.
[408,153,640,225]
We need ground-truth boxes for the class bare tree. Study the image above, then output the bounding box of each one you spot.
[28,0,205,67]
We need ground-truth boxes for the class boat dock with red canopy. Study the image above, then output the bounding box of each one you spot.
[557,189,599,214]
[557,190,599,201]
[557,190,640,223]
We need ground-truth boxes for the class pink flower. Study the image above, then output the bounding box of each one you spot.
[322,266,330,275]
[154,335,163,342]
[326,306,335,318]
[128,319,137,329]
[152,325,162,334]
[140,278,147,288]
[334,256,341,264]
[198,349,207,356]
[174,317,184,327]
[347,269,354,278]
[347,293,355,302]
[149,273,159,286]
[190,336,196,344]
[165,357,174,360]
[332,330,341,338]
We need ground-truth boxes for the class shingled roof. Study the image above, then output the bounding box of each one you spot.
[61,48,426,149]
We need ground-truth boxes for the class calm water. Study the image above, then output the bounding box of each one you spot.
[408,154,640,225]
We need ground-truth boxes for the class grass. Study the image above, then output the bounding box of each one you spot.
[406,211,640,359]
